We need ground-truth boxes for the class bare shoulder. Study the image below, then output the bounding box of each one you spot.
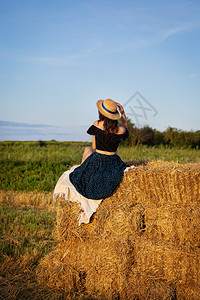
[93,120,104,130]
[93,120,99,126]
[117,126,126,135]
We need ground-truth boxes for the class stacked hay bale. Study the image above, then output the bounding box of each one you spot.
[39,161,200,299]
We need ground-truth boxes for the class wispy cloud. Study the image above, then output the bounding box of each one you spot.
[2,43,102,66]
[1,21,197,65]
[160,24,194,41]
[0,121,89,141]
[101,22,197,55]
[189,73,198,78]
[102,39,151,54]
[3,25,193,64]
[0,121,52,128]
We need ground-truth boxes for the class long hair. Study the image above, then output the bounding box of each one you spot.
[98,112,119,134]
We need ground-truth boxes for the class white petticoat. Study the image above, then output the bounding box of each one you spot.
[53,165,102,225]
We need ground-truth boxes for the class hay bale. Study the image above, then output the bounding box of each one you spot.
[39,161,200,299]
[144,205,200,249]
[132,239,200,299]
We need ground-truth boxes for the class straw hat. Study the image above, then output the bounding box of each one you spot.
[96,99,120,120]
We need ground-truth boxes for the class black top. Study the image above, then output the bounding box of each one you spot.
[87,125,129,152]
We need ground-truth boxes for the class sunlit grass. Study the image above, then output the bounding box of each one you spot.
[1,141,199,192]
[118,144,200,163]
[0,206,56,259]
[0,141,89,191]
[0,190,58,299]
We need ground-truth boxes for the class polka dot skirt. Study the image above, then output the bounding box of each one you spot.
[69,152,127,200]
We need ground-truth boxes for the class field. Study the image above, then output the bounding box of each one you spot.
[1,141,199,192]
[0,141,199,299]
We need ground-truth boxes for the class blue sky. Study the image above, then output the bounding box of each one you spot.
[0,0,200,141]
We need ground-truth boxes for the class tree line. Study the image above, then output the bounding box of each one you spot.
[122,119,200,148]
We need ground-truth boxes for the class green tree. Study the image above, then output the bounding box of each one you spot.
[153,129,165,146]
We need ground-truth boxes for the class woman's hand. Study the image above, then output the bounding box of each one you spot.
[116,102,125,115]
[116,102,128,128]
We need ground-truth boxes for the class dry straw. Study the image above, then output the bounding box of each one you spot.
[0,190,54,211]
[39,161,200,299]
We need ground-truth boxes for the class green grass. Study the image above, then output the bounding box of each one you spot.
[118,144,200,164]
[0,141,90,191]
[0,141,199,192]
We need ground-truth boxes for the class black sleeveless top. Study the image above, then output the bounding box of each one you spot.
[87,125,129,152]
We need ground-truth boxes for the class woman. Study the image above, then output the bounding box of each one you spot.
[69,98,129,200]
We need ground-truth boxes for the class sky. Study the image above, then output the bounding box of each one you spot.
[0,0,200,141]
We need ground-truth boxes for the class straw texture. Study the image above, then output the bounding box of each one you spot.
[39,161,200,299]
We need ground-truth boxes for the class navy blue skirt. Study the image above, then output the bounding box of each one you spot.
[69,152,127,200]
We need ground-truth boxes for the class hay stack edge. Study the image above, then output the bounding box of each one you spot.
[39,161,200,299]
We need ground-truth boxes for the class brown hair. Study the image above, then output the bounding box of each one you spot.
[98,112,119,134]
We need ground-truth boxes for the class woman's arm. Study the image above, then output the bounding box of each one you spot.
[116,102,128,129]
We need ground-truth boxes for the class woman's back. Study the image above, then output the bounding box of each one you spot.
[87,120,128,154]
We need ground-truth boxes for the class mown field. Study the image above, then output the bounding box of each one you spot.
[0,141,199,299]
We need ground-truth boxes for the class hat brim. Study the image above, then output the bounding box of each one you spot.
[96,100,120,120]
